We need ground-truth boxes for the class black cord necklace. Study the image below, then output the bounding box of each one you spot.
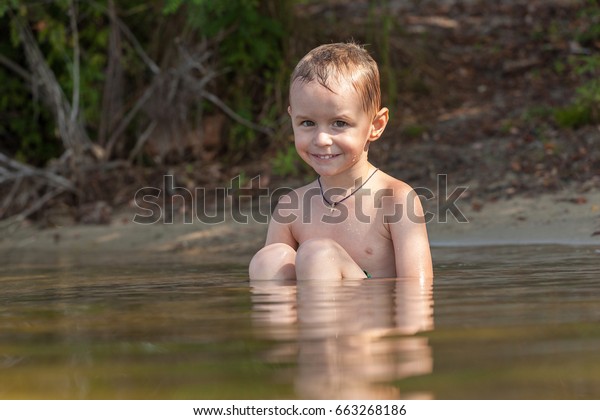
[317,168,379,213]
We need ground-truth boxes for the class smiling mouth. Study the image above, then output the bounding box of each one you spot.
[312,153,340,160]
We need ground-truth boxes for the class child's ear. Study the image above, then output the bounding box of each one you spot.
[287,105,292,116]
[368,107,389,141]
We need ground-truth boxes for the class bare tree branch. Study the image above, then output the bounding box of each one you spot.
[15,15,91,159]
[201,91,275,136]
[114,13,160,74]
[0,152,77,192]
[104,81,159,159]
[0,53,32,83]
[128,121,157,163]
[98,0,124,148]
[0,187,65,230]
[0,177,23,219]
[0,150,79,224]
[68,0,81,126]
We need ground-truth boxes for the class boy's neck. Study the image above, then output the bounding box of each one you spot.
[317,161,376,192]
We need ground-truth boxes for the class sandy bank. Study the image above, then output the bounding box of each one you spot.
[428,189,600,247]
[2,189,599,266]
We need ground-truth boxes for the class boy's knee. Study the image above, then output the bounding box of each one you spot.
[296,238,340,266]
[251,243,295,265]
[249,243,296,279]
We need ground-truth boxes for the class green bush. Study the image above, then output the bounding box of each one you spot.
[555,65,600,129]
[554,102,593,129]
[577,0,600,46]
[163,0,291,159]
[272,144,302,177]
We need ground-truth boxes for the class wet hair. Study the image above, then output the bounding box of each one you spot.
[290,42,381,118]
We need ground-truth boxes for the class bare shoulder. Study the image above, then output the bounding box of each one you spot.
[377,171,433,278]
[274,180,318,206]
[265,182,317,247]
[376,170,418,205]
[270,180,318,219]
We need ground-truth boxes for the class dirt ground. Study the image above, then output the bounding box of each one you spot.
[2,187,599,268]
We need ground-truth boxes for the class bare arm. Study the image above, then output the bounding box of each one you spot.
[265,194,298,249]
[389,186,433,279]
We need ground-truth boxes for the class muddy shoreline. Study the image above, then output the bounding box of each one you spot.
[3,188,599,269]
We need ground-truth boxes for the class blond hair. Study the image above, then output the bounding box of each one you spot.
[290,42,381,118]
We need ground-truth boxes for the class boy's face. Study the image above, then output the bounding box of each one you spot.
[288,78,387,179]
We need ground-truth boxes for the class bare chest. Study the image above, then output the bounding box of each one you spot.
[291,195,394,270]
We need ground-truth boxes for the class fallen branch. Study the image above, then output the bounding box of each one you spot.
[0,187,65,230]
[0,177,23,219]
[0,151,79,222]
[0,152,76,192]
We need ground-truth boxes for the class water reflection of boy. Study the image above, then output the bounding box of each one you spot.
[250,277,434,399]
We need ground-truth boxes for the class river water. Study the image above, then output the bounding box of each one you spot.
[1,245,599,399]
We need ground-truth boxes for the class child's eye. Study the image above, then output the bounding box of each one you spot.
[333,120,348,128]
[300,120,315,127]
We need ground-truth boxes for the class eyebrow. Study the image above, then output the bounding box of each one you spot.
[293,113,353,121]
[292,114,312,120]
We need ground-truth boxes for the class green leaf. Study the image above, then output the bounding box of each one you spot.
[162,0,185,15]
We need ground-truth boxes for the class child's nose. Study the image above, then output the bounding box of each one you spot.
[313,130,333,147]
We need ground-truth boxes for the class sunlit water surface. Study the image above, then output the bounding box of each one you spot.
[1,245,599,399]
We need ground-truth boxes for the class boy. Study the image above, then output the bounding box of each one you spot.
[249,42,433,280]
